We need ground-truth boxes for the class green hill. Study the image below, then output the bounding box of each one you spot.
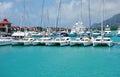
[92,13,120,30]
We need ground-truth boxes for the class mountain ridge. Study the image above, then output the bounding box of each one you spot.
[92,13,120,30]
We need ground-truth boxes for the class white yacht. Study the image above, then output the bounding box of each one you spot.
[93,36,113,47]
[69,26,77,37]
[33,37,52,46]
[93,0,113,47]
[0,36,12,46]
[46,37,71,46]
[70,36,93,46]
[76,22,85,36]
[69,22,85,37]
[12,31,31,45]
[116,27,120,37]
[104,25,112,37]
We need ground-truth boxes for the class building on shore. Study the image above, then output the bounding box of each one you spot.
[0,18,12,36]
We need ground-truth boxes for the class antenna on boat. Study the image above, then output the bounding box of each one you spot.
[56,0,62,32]
[41,0,45,32]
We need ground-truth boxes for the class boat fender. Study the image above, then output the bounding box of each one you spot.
[87,39,91,42]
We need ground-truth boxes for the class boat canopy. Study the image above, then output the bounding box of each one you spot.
[12,31,31,37]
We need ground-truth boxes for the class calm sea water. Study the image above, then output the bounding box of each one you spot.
[0,33,120,77]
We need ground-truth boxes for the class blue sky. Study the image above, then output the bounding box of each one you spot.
[0,0,120,28]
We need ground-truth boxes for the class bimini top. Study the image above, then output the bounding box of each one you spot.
[12,31,31,37]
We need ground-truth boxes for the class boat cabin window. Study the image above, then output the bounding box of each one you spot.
[104,39,110,41]
[61,39,65,41]
[105,32,107,33]
[43,39,51,41]
[96,39,100,41]
[76,38,80,41]
[66,38,69,40]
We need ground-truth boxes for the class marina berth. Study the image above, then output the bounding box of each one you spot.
[70,36,93,46]
[46,37,71,46]
[93,36,113,47]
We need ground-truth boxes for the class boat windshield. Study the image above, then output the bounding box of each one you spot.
[104,39,110,41]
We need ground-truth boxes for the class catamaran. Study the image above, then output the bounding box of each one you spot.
[70,36,93,46]
[93,0,113,47]
[33,37,52,46]
[12,31,32,45]
[93,36,113,46]
[46,37,71,46]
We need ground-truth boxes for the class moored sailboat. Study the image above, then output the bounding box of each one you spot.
[93,0,113,47]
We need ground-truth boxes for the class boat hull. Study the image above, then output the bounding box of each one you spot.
[93,41,113,47]
[12,41,24,46]
[24,41,33,46]
[0,40,12,46]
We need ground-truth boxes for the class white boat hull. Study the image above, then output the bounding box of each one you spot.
[70,41,92,46]
[83,41,92,46]
[32,41,40,46]
[93,41,113,47]
[12,40,24,45]
[70,41,83,46]
[0,40,12,46]
[24,41,33,46]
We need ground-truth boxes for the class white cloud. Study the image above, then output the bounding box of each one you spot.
[0,0,120,28]
[0,2,13,18]
[47,0,120,27]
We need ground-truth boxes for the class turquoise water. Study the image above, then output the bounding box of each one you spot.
[0,31,120,77]
[0,45,120,77]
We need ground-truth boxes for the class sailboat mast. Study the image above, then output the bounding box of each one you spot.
[56,0,62,32]
[101,0,104,36]
[88,0,91,30]
[23,0,27,31]
[47,9,50,27]
[80,0,83,21]
[41,0,45,31]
